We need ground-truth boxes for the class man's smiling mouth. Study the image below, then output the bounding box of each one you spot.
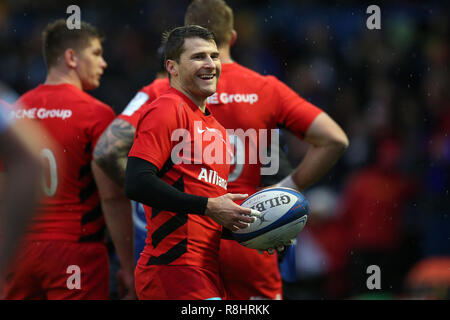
[198,74,215,80]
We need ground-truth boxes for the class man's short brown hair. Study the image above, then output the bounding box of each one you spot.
[184,0,233,47]
[162,25,216,64]
[42,19,103,69]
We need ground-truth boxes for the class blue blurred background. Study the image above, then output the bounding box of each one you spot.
[1,0,448,299]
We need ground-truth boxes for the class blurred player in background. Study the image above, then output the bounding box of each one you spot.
[95,45,167,266]
[2,20,135,300]
[0,99,42,296]
[125,25,258,300]
[95,0,348,299]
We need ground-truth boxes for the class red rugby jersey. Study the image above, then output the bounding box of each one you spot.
[120,63,321,195]
[129,87,231,271]
[121,63,322,299]
[13,83,115,242]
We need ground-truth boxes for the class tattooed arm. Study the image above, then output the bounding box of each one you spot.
[94,118,136,187]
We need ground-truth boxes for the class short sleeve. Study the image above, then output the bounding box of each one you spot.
[119,91,150,127]
[128,97,183,170]
[119,79,170,127]
[271,77,322,139]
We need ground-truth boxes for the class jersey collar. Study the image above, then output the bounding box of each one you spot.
[167,87,212,116]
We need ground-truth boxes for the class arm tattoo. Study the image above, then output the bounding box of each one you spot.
[94,118,136,187]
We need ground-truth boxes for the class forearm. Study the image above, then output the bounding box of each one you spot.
[125,157,208,214]
[93,118,135,187]
[125,158,257,231]
[90,161,134,275]
[290,142,347,191]
[280,112,348,191]
[101,196,134,274]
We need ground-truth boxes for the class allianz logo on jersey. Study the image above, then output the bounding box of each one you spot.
[10,108,72,120]
[207,92,258,105]
[197,168,228,190]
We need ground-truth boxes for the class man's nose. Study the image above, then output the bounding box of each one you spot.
[101,57,107,69]
[204,55,215,68]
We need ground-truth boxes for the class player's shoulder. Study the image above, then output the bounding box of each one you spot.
[73,90,116,123]
[153,90,183,111]
[120,78,170,119]
[74,88,112,112]
[226,63,264,80]
[222,64,285,97]
[18,85,57,109]
[136,90,187,131]
[21,84,113,112]
[225,63,279,84]
[18,85,43,104]
[60,86,116,127]
[140,77,170,96]
[139,90,181,117]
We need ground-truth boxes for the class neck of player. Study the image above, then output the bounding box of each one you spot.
[44,67,83,90]
[171,80,208,114]
[218,46,233,64]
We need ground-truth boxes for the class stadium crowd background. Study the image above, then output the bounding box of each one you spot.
[1,0,448,299]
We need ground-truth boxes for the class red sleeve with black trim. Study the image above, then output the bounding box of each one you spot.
[118,78,170,128]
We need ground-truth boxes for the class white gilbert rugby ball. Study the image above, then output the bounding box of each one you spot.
[232,187,310,251]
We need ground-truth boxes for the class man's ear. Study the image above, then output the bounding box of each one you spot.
[64,48,77,69]
[229,30,237,47]
[166,59,178,77]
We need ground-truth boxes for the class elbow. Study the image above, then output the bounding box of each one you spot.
[125,185,138,203]
[338,134,350,150]
[331,132,350,155]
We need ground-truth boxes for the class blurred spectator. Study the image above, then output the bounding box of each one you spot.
[404,257,450,299]
[338,137,419,296]
[281,186,351,299]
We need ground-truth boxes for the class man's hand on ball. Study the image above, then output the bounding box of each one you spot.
[205,193,260,231]
[257,239,294,255]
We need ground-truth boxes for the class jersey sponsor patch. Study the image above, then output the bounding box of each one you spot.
[207,92,258,105]
[122,92,149,116]
[10,108,72,120]
[197,167,228,190]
